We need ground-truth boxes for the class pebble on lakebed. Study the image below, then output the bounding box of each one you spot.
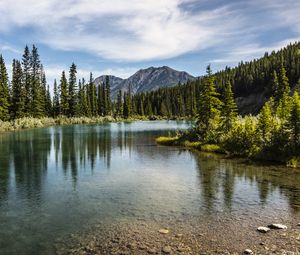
[268,224,287,229]
[244,249,253,254]
[257,226,270,233]
[158,229,169,234]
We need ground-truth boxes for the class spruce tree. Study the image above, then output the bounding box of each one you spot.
[11,59,26,119]
[53,79,60,117]
[196,65,222,137]
[68,63,77,116]
[30,45,44,117]
[258,101,273,143]
[89,73,97,116]
[59,71,69,116]
[123,92,129,118]
[0,55,10,120]
[105,76,111,115]
[221,80,238,131]
[288,92,300,150]
[116,90,122,117]
[22,45,31,116]
[277,65,290,99]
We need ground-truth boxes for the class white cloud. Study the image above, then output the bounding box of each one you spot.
[44,65,136,86]
[0,0,299,67]
[0,44,22,54]
[210,38,300,65]
[0,0,240,61]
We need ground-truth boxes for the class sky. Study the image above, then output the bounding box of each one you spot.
[0,0,300,84]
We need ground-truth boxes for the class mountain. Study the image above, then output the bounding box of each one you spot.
[94,75,123,92]
[94,66,196,99]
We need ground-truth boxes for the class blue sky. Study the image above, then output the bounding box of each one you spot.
[0,0,299,84]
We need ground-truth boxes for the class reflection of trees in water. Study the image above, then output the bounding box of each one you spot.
[0,135,10,205]
[0,129,52,204]
[1,125,300,214]
[194,152,300,213]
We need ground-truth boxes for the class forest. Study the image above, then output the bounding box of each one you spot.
[0,42,299,166]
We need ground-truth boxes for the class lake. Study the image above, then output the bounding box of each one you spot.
[0,121,299,255]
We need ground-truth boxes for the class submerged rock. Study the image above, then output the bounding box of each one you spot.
[162,246,172,253]
[244,249,253,254]
[297,223,300,226]
[268,224,287,229]
[257,226,270,233]
[159,229,169,234]
[147,248,157,254]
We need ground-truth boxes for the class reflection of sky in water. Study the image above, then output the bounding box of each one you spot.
[0,121,299,255]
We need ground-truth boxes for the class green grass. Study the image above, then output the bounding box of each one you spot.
[156,136,180,145]
[0,116,119,132]
[287,157,300,168]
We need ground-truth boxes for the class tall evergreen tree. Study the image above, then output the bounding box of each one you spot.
[196,65,222,137]
[59,71,69,116]
[30,45,44,117]
[288,92,300,150]
[221,80,238,131]
[258,101,273,143]
[68,63,78,116]
[11,59,26,119]
[22,45,31,116]
[0,55,10,120]
[116,90,123,117]
[53,79,60,117]
[105,76,111,115]
[89,73,97,116]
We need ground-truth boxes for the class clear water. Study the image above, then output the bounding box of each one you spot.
[0,121,299,255]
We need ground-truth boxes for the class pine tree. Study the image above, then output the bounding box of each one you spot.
[53,79,60,117]
[271,71,280,103]
[288,92,300,150]
[68,63,78,116]
[277,65,290,99]
[221,80,238,131]
[0,55,10,120]
[123,92,129,118]
[11,59,26,119]
[116,90,122,117]
[89,73,97,116]
[105,76,111,115]
[295,78,300,94]
[59,71,69,116]
[30,45,44,117]
[97,84,102,116]
[22,45,31,116]
[258,101,273,143]
[196,65,222,137]
[46,85,52,116]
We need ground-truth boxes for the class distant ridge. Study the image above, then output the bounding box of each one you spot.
[94,66,196,98]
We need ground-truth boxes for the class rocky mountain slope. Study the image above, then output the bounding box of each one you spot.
[95,66,196,99]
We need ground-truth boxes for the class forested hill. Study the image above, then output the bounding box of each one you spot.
[132,41,300,116]
[94,66,196,99]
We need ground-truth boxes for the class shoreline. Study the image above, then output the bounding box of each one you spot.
[0,116,190,134]
[155,136,300,169]
[55,217,300,255]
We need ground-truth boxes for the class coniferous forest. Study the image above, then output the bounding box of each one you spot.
[0,42,300,165]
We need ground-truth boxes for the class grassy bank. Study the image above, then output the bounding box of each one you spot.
[156,133,300,168]
[156,135,223,153]
[0,115,188,133]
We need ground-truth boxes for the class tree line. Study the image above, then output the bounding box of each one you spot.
[0,45,134,120]
[0,42,299,122]
[132,41,300,117]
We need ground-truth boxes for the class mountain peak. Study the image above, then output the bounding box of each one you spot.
[95,66,196,99]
